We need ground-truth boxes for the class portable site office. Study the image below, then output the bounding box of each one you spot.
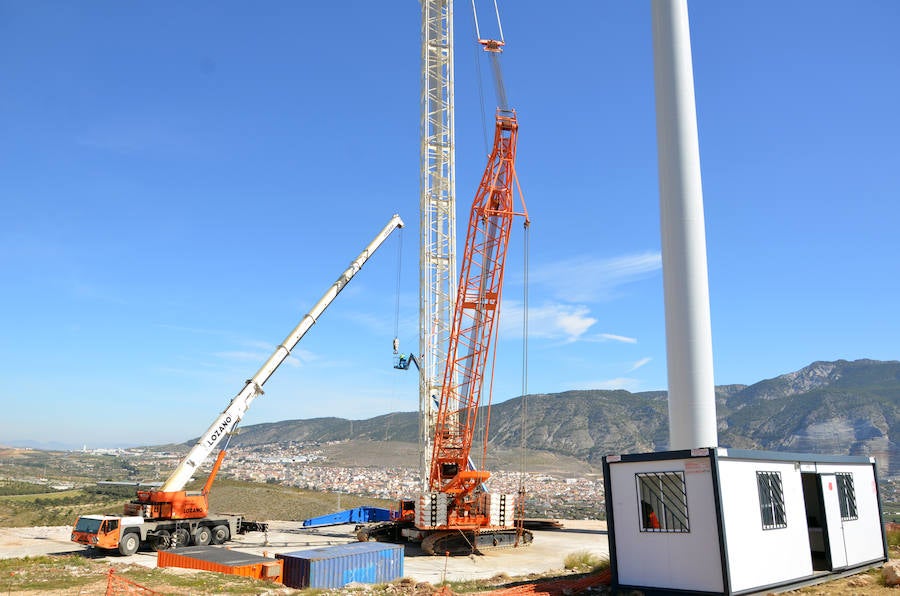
[602,447,888,595]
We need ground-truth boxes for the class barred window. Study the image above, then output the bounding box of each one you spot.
[636,472,689,533]
[836,473,858,521]
[757,471,787,530]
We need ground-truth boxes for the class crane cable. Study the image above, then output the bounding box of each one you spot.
[387,226,404,440]
[392,225,403,354]
[517,219,530,542]
[472,2,489,154]
[471,0,507,153]
[474,42,490,154]
[471,0,505,43]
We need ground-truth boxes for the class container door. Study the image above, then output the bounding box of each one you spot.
[818,474,848,570]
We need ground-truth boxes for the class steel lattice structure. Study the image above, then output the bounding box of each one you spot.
[419,0,457,490]
[429,110,519,505]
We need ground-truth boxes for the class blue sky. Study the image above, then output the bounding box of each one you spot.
[1,2,897,448]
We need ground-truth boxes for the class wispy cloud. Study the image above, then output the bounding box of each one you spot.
[342,311,391,335]
[595,333,637,344]
[156,323,236,338]
[628,357,652,372]
[502,301,597,343]
[214,347,317,368]
[528,252,662,303]
[214,350,266,362]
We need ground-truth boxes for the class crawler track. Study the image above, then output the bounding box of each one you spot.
[421,528,533,555]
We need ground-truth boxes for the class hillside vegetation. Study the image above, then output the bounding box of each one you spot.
[224,359,900,474]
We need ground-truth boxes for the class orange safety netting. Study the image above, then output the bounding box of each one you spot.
[105,568,161,596]
[481,568,612,596]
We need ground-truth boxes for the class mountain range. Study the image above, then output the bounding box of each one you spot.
[225,358,900,476]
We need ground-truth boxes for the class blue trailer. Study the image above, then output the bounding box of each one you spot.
[301,507,392,528]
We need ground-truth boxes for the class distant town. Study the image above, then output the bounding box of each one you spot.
[8,440,900,522]
[67,440,607,519]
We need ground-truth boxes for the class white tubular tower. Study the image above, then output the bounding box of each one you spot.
[652,0,718,450]
[160,214,405,492]
[419,0,457,490]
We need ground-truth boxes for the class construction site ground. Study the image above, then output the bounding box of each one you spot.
[4,522,897,594]
[0,520,609,585]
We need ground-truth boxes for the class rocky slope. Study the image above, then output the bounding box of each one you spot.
[225,358,900,475]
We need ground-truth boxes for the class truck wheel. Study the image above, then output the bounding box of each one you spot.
[211,524,230,544]
[150,530,171,551]
[193,526,212,546]
[172,528,190,548]
[118,532,140,556]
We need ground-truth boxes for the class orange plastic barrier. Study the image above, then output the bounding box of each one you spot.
[105,569,160,596]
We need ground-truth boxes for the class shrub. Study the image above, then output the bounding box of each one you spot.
[563,549,608,572]
[886,527,900,551]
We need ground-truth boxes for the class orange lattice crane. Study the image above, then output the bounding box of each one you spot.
[429,105,522,513]
[360,33,531,554]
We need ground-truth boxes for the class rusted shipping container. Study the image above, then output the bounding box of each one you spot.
[157,546,283,583]
[277,541,404,589]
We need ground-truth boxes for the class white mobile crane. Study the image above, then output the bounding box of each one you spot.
[71,214,404,555]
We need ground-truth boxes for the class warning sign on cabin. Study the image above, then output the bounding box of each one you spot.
[685,459,710,474]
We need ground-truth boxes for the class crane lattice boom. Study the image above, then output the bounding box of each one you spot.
[429,109,523,501]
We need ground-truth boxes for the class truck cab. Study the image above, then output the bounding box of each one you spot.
[71,515,145,555]
[71,515,120,549]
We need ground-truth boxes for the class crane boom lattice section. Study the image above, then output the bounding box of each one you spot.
[419,0,457,491]
[430,111,520,498]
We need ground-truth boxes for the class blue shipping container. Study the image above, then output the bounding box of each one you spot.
[277,542,404,589]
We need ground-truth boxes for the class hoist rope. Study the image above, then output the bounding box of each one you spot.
[388,226,405,439]
[471,0,482,40]
[472,0,506,42]
[493,0,505,42]
[472,14,490,153]
[471,0,509,151]
[518,220,530,534]
[393,225,403,343]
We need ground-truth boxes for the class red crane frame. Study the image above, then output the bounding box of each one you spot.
[428,109,527,527]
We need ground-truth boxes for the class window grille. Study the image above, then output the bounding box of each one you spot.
[757,471,787,530]
[836,473,858,521]
[636,472,689,533]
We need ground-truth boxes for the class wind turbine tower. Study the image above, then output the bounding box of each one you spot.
[652,0,718,450]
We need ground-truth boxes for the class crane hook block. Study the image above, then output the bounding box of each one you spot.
[479,39,504,53]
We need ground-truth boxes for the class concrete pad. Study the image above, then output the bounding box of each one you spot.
[231,520,609,583]
[0,520,610,583]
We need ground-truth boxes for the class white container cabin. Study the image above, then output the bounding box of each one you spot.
[602,447,888,595]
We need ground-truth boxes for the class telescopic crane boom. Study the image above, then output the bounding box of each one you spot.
[159,213,405,495]
[72,215,404,555]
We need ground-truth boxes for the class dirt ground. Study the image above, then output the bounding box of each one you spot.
[0,520,610,589]
[1,522,895,594]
